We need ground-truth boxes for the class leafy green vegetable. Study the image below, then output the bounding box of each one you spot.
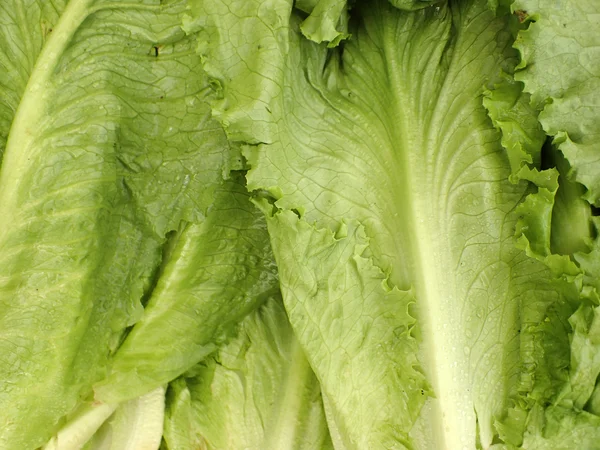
[82,387,166,450]
[513,0,600,206]
[187,0,600,448]
[298,0,351,46]
[0,0,232,447]
[44,387,165,450]
[163,295,332,450]
[94,174,278,404]
[42,402,118,450]
[0,0,66,161]
[258,208,427,449]
[486,2,600,447]
[1,0,599,449]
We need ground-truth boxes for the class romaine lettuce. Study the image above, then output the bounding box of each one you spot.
[186,0,600,448]
[94,174,279,404]
[0,0,263,447]
[163,295,332,450]
[0,0,599,449]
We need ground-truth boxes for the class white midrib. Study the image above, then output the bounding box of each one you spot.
[42,386,165,450]
[383,23,475,450]
[108,386,166,450]
[263,338,320,450]
[0,0,94,214]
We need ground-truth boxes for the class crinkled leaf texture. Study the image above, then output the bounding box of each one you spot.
[255,206,426,450]
[82,387,166,450]
[0,0,232,447]
[508,0,600,288]
[163,295,333,450]
[94,174,279,403]
[513,0,600,207]
[0,0,66,160]
[483,1,600,446]
[44,387,165,450]
[186,0,589,448]
[298,0,351,46]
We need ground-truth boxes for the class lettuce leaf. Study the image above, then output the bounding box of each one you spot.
[1,0,599,448]
[45,387,166,450]
[513,0,600,206]
[0,0,67,161]
[94,174,278,403]
[163,295,332,450]
[484,2,600,446]
[298,0,351,46]
[186,0,592,447]
[0,0,231,447]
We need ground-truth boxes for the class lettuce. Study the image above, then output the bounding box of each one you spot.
[163,295,332,450]
[0,0,598,449]
[0,1,273,448]
[186,0,600,447]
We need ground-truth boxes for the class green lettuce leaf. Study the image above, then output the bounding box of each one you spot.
[162,295,332,450]
[298,0,351,46]
[0,0,67,161]
[3,0,598,447]
[387,0,440,10]
[187,0,588,447]
[512,0,600,206]
[0,1,231,447]
[94,174,278,403]
[556,302,600,410]
[82,387,166,450]
[484,4,600,446]
[575,217,600,303]
[484,60,583,281]
[488,0,599,280]
[259,207,427,450]
[41,403,118,450]
[509,0,600,316]
[521,404,600,449]
[44,387,165,450]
